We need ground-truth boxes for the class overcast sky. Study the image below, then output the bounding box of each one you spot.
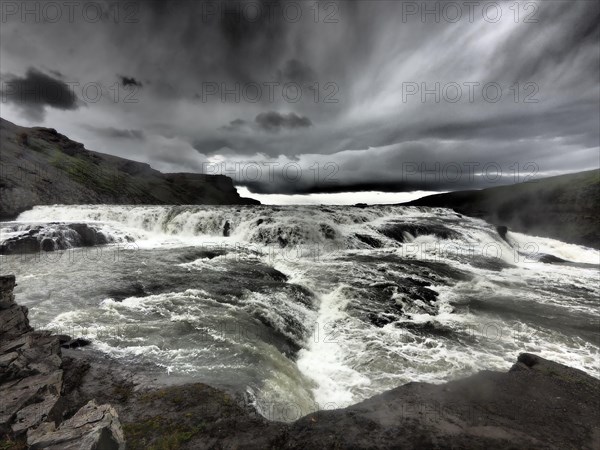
[1,0,598,203]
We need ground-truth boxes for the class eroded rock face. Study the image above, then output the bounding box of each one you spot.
[0,275,32,338]
[0,275,61,435]
[26,400,125,450]
[0,223,116,255]
[0,274,124,449]
[379,221,460,242]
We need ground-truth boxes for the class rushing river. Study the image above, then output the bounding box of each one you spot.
[1,204,598,421]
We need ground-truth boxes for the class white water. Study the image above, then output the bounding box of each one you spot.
[3,204,599,418]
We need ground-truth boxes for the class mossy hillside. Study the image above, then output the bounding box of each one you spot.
[121,384,264,450]
[0,117,259,219]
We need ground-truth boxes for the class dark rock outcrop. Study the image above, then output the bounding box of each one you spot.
[27,400,124,450]
[404,170,600,248]
[379,221,459,242]
[59,348,600,450]
[354,233,383,248]
[60,338,92,350]
[496,225,508,241]
[223,220,231,237]
[537,253,568,264]
[0,275,32,338]
[0,117,259,220]
[280,353,600,449]
[0,275,125,449]
[0,223,118,255]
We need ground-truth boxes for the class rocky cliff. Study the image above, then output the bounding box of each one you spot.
[404,169,600,248]
[2,275,599,449]
[0,275,125,449]
[0,118,259,220]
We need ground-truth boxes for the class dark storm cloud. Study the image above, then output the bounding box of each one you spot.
[222,119,247,131]
[489,1,600,82]
[119,76,143,88]
[1,68,78,121]
[0,0,598,196]
[142,0,293,90]
[255,112,312,132]
[84,125,145,140]
[278,59,317,84]
[192,138,232,153]
[218,112,312,136]
[375,101,600,150]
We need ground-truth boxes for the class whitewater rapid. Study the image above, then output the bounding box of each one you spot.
[2,204,599,421]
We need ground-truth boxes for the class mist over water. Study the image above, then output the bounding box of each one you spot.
[2,204,599,421]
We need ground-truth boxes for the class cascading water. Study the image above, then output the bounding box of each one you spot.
[2,204,599,421]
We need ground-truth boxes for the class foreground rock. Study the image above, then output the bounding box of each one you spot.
[0,223,119,255]
[283,353,600,449]
[56,350,600,450]
[27,400,124,450]
[0,117,259,220]
[2,274,599,449]
[0,275,125,449]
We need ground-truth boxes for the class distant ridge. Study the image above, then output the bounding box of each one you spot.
[404,170,600,248]
[0,118,259,219]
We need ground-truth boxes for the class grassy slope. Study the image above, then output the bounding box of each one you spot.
[0,118,258,219]
[405,169,600,248]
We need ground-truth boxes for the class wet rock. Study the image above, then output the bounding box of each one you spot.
[0,274,17,309]
[61,338,92,349]
[496,225,509,241]
[467,254,514,271]
[96,231,108,245]
[105,282,148,302]
[27,400,125,450]
[538,253,568,264]
[282,353,600,449]
[223,220,231,237]
[69,223,98,246]
[355,233,383,248]
[1,333,62,383]
[176,248,227,262]
[12,394,61,434]
[0,234,40,255]
[56,335,73,345]
[379,222,459,242]
[368,312,397,327]
[0,370,63,432]
[397,321,454,338]
[41,237,57,252]
[319,223,336,239]
[0,303,33,337]
[0,223,111,255]
[0,275,123,446]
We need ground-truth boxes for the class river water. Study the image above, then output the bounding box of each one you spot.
[1,204,598,421]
